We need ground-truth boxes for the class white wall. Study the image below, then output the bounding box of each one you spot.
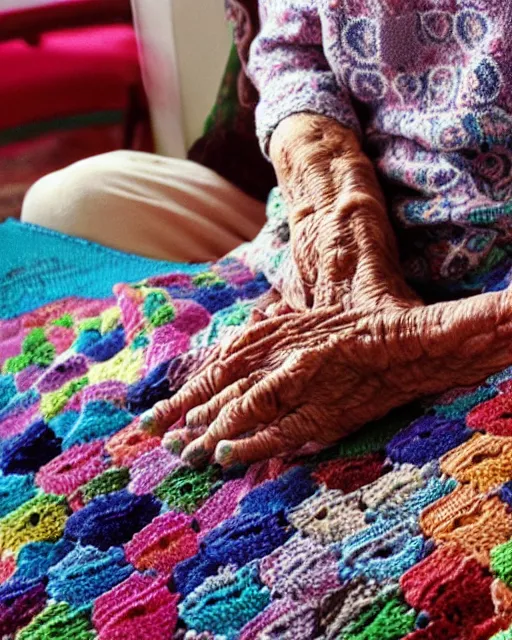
[131,0,231,158]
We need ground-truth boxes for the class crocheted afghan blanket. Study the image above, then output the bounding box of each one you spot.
[2,191,512,640]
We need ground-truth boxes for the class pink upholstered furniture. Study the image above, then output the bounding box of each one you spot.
[0,0,149,219]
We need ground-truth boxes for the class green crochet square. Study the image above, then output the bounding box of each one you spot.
[154,466,220,514]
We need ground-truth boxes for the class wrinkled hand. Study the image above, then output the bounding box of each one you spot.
[142,290,512,466]
[273,114,417,312]
[142,114,512,466]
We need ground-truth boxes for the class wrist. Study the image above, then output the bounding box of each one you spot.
[270,114,383,212]
[269,113,361,169]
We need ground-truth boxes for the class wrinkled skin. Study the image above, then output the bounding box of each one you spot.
[142,114,512,466]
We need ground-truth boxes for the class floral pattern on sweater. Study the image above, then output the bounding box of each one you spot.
[248,0,512,291]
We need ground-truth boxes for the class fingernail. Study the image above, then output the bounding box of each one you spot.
[185,410,200,427]
[215,441,234,466]
[163,433,185,454]
[139,409,155,432]
[182,444,208,466]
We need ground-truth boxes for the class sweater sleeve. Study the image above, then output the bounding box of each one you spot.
[247,0,360,157]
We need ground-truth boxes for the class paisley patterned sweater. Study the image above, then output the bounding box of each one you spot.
[248,0,512,293]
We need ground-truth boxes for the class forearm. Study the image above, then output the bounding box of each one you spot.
[269,113,418,310]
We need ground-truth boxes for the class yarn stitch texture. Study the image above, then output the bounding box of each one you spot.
[2,190,512,638]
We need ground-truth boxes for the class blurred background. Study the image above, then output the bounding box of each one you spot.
[0,0,231,220]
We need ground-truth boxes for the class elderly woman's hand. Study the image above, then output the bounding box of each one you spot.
[142,114,512,465]
[269,114,417,312]
[142,289,512,466]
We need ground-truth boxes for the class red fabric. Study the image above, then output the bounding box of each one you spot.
[467,392,512,437]
[0,0,131,43]
[0,24,140,131]
[401,545,495,636]
[312,453,384,493]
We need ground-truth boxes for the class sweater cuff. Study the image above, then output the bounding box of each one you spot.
[255,81,361,159]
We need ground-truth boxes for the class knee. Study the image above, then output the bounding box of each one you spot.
[21,151,131,233]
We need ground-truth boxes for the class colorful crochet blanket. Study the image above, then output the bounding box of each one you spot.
[2,191,512,640]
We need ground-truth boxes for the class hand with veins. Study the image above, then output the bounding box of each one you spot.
[141,114,512,466]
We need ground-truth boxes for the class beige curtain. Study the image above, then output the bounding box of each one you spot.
[130,0,232,158]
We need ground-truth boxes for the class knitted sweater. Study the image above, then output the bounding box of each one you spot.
[248,0,512,291]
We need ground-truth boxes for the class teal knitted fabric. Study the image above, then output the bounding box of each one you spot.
[0,219,204,320]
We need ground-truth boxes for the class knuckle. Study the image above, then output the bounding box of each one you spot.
[217,399,244,429]
[204,363,225,394]
[186,405,206,425]
[258,429,284,458]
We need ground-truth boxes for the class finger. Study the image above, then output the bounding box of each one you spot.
[255,298,293,319]
[214,407,328,466]
[181,349,325,466]
[268,301,294,316]
[139,361,235,437]
[225,313,295,358]
[248,290,283,325]
[414,289,512,359]
[142,313,299,439]
[281,253,313,311]
[181,367,290,465]
[185,374,263,428]
[162,425,208,454]
[191,345,222,377]
[214,430,290,466]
